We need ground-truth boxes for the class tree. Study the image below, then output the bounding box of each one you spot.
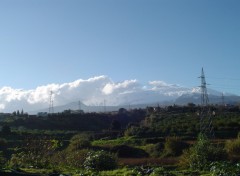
[12,111,16,116]
[0,151,6,169]
[1,125,11,135]
[188,103,196,107]
[109,120,121,131]
[16,110,20,116]
[0,138,7,150]
[21,109,24,116]
[118,108,127,114]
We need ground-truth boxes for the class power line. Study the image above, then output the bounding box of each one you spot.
[209,85,240,90]
[206,77,240,81]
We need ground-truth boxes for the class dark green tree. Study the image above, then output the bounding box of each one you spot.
[16,110,20,116]
[21,109,24,116]
[12,111,16,116]
[1,125,11,135]
[0,151,6,169]
[109,120,121,131]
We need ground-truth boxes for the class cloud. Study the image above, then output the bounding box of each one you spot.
[0,76,193,113]
[149,81,171,87]
[102,80,139,95]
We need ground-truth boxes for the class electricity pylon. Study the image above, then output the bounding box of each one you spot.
[199,68,214,138]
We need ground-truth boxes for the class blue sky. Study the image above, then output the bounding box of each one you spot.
[0,0,240,94]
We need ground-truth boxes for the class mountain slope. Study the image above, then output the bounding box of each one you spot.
[29,88,240,114]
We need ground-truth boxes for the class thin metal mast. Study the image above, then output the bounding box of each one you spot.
[49,90,54,114]
[78,101,81,111]
[199,68,214,138]
[221,92,225,106]
[104,99,106,113]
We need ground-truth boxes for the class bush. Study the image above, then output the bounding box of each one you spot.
[0,138,7,150]
[210,161,240,176]
[225,138,240,158]
[1,125,11,135]
[50,149,89,169]
[100,167,153,176]
[162,136,189,157]
[0,151,6,169]
[149,167,165,176]
[9,137,62,169]
[143,137,164,144]
[144,143,164,157]
[124,126,148,137]
[111,145,149,158]
[179,133,227,170]
[131,166,153,176]
[83,150,117,171]
[124,126,140,137]
[67,133,91,151]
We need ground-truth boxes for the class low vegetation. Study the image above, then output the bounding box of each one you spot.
[1,105,240,175]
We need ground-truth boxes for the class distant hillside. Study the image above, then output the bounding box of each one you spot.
[29,94,240,115]
[175,93,240,105]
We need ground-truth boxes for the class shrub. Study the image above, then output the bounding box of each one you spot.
[210,161,240,176]
[124,126,148,137]
[83,150,117,171]
[9,137,62,169]
[179,133,227,170]
[162,136,189,157]
[50,149,89,169]
[67,133,91,151]
[144,143,164,157]
[0,151,6,169]
[131,166,153,176]
[9,152,34,168]
[100,167,138,176]
[111,145,149,158]
[124,126,140,137]
[143,137,164,144]
[225,138,240,158]
[149,167,165,176]
[0,138,7,150]
[1,125,11,134]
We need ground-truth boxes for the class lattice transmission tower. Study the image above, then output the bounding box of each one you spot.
[78,100,81,111]
[49,90,54,114]
[221,92,225,106]
[199,68,214,138]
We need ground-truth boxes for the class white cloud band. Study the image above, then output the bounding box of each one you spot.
[0,76,193,113]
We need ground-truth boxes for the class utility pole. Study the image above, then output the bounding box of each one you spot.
[221,92,225,107]
[104,99,106,113]
[49,90,54,114]
[78,100,81,111]
[199,68,214,138]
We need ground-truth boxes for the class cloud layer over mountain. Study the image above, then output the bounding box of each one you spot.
[0,76,197,113]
